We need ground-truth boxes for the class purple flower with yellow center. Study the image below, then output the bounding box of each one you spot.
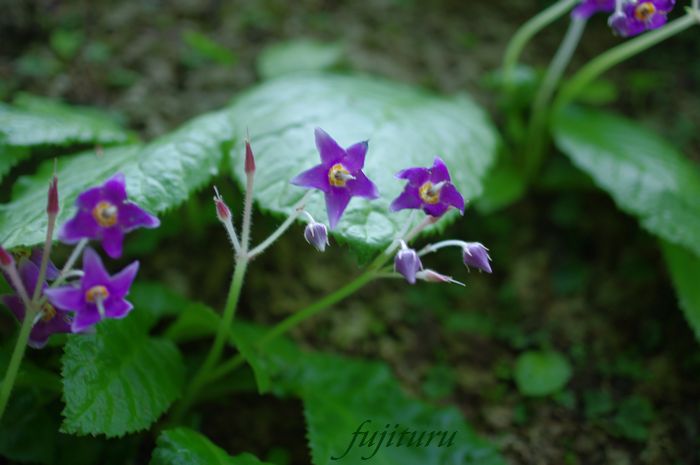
[291,128,379,230]
[572,0,615,19]
[59,173,160,258]
[44,248,139,332]
[390,157,465,217]
[609,0,675,37]
[1,261,72,348]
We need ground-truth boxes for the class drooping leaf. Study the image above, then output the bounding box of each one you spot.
[61,317,185,437]
[0,109,232,248]
[227,73,498,251]
[662,241,700,343]
[257,40,344,79]
[151,427,273,465]
[0,94,132,147]
[552,107,700,257]
[514,350,572,397]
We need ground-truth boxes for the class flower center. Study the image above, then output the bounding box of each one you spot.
[328,163,354,188]
[85,285,109,303]
[41,303,57,322]
[634,2,656,21]
[419,181,443,204]
[92,201,119,227]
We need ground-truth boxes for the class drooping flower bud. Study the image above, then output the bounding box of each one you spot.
[213,187,231,222]
[245,139,256,175]
[462,242,492,273]
[416,269,464,286]
[394,241,422,284]
[304,222,329,252]
[0,246,14,268]
[47,175,59,216]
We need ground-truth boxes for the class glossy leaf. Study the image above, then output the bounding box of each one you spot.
[151,428,272,465]
[552,107,700,257]
[228,73,498,250]
[61,317,185,437]
[514,350,572,397]
[662,241,700,343]
[0,109,232,248]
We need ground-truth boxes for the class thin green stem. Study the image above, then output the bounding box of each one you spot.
[0,307,36,421]
[248,192,313,258]
[554,13,697,113]
[502,0,578,85]
[33,215,56,302]
[240,176,255,253]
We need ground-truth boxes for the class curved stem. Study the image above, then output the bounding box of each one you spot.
[248,192,312,258]
[0,308,36,421]
[554,13,697,113]
[502,0,579,86]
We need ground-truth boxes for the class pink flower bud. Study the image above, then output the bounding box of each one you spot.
[47,175,59,216]
[0,246,14,268]
[245,139,256,174]
[213,187,231,222]
[416,269,464,286]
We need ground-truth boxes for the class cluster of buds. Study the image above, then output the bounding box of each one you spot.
[1,173,159,348]
[572,0,677,37]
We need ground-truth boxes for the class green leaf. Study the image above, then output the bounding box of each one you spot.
[151,427,272,465]
[0,390,58,464]
[0,108,232,248]
[0,145,30,183]
[228,73,498,250]
[514,350,572,397]
[552,107,700,257]
[61,317,185,437]
[257,40,344,79]
[662,241,700,342]
[0,94,132,147]
[182,30,237,66]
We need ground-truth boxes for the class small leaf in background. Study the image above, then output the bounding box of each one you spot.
[182,30,237,67]
[151,427,273,465]
[50,29,84,60]
[552,107,700,257]
[609,396,655,442]
[228,73,498,251]
[61,317,185,437]
[257,39,344,79]
[514,350,572,397]
[662,241,700,343]
[0,145,30,184]
[575,78,618,106]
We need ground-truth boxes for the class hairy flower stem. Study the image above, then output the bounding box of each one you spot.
[554,12,698,113]
[525,17,587,178]
[33,216,57,302]
[248,192,313,258]
[54,239,88,288]
[0,305,37,421]
[240,175,255,253]
[502,0,578,87]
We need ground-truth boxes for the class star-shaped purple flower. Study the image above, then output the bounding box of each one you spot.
[291,128,379,230]
[572,0,615,19]
[59,173,160,258]
[1,261,72,348]
[609,0,675,37]
[390,157,465,217]
[44,248,139,332]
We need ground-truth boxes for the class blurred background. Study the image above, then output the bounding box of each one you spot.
[1,0,699,464]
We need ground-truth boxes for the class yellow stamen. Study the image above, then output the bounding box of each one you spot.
[92,201,118,227]
[635,2,656,21]
[328,163,352,188]
[85,285,109,303]
[419,182,441,205]
[41,303,57,322]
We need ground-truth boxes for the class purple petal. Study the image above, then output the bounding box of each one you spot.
[103,299,133,319]
[81,248,110,289]
[2,295,25,321]
[390,186,423,212]
[654,0,675,12]
[18,261,41,298]
[463,243,492,273]
[119,203,160,232]
[101,227,124,259]
[440,183,465,214]
[108,261,139,299]
[572,0,615,19]
[291,164,331,192]
[343,141,368,172]
[44,286,84,312]
[30,248,60,280]
[59,211,100,244]
[646,12,667,29]
[75,186,102,210]
[71,307,102,333]
[429,157,451,183]
[324,189,352,230]
[314,128,345,165]
[102,173,128,204]
[423,202,450,218]
[347,170,379,199]
[29,311,72,349]
[394,249,422,285]
[395,167,429,186]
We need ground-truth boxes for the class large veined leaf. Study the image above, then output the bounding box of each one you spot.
[0,109,232,248]
[227,73,499,250]
[151,428,273,465]
[0,146,30,183]
[61,317,185,437]
[552,107,700,257]
[0,94,133,147]
[662,241,700,343]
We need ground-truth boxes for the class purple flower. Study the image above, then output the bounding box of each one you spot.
[1,261,72,348]
[59,173,160,258]
[462,242,492,273]
[572,0,615,19]
[609,0,675,37]
[304,222,329,252]
[29,248,60,281]
[291,128,379,230]
[44,248,139,332]
[390,157,465,218]
[394,243,422,284]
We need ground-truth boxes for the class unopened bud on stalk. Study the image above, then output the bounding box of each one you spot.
[245,139,256,174]
[47,175,59,216]
[0,246,14,268]
[416,269,464,286]
[394,241,422,285]
[213,187,231,222]
[304,222,329,252]
[462,242,492,273]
